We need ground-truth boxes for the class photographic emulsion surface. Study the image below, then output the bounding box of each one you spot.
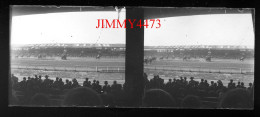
[9,6,254,109]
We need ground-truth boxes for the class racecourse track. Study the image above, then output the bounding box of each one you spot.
[11,57,254,69]
[11,57,254,86]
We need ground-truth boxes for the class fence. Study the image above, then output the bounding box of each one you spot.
[144,65,254,75]
[11,64,254,75]
[11,64,125,73]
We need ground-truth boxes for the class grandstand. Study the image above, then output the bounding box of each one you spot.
[12,43,254,59]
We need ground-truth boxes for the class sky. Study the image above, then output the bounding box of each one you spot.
[11,10,254,48]
[145,14,254,47]
[11,9,126,45]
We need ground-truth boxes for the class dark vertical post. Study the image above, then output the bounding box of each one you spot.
[251,9,255,33]
[125,7,144,106]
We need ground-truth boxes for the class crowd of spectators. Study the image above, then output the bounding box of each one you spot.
[9,73,254,109]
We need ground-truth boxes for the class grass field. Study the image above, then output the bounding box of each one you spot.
[10,57,254,87]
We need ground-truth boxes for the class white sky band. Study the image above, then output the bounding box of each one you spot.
[11,10,254,48]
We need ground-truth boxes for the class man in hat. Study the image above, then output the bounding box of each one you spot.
[64,79,71,89]
[217,80,223,89]
[19,77,27,90]
[58,78,64,90]
[53,77,59,89]
[189,77,195,88]
[72,78,79,88]
[95,80,102,93]
[184,77,188,85]
[83,78,89,87]
[102,81,111,94]
[228,79,235,89]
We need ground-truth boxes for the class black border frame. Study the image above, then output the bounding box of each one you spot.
[0,0,257,117]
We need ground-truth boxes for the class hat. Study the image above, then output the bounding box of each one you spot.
[45,75,49,78]
[190,77,194,79]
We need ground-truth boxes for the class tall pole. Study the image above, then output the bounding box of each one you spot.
[125,7,144,106]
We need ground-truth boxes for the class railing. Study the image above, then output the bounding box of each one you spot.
[11,64,125,73]
[11,64,254,75]
[144,65,254,75]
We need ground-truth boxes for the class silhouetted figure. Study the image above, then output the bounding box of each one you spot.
[58,78,64,90]
[53,77,60,89]
[237,81,241,88]
[71,78,79,88]
[19,77,27,91]
[111,81,120,93]
[63,87,103,106]
[64,79,70,89]
[228,79,236,89]
[217,80,224,89]
[102,81,111,94]
[83,78,91,87]
[219,88,253,109]
[94,81,102,93]
[247,83,253,91]
[240,82,245,89]
[11,74,18,86]
[181,95,201,109]
[30,93,50,106]
[142,89,176,107]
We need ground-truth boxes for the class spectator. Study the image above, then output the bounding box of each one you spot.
[19,77,27,90]
[219,88,253,109]
[142,89,176,107]
[83,78,90,87]
[64,79,71,89]
[237,81,241,88]
[217,80,223,88]
[11,74,18,85]
[10,73,254,108]
[181,95,201,109]
[111,80,119,93]
[183,77,188,85]
[94,81,102,93]
[102,81,111,94]
[58,78,64,90]
[63,87,103,106]
[247,83,253,91]
[228,79,236,89]
[92,80,97,87]
[53,77,60,89]
[240,82,245,89]
[71,78,79,88]
[30,93,50,106]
